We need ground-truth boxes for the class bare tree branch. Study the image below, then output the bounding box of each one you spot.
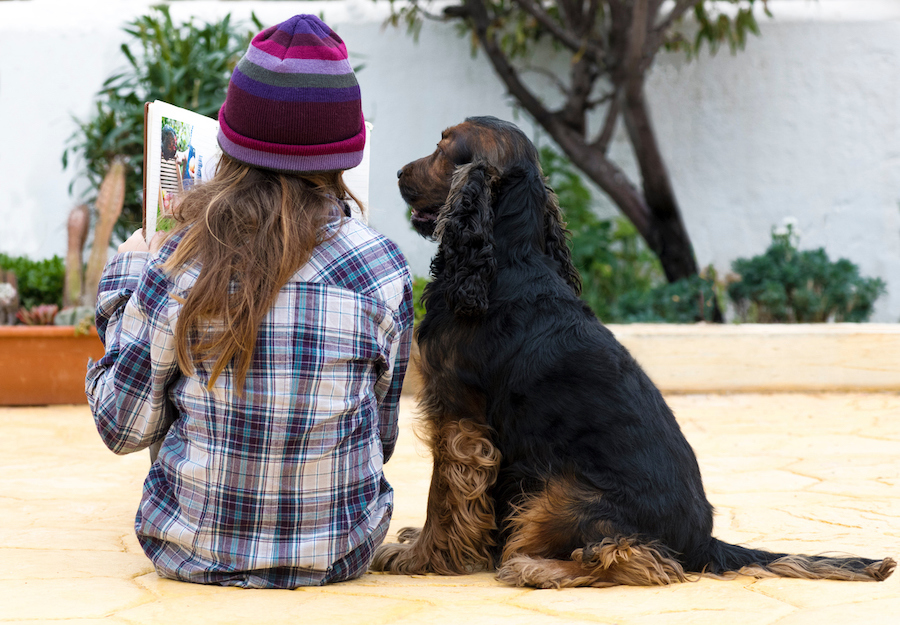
[512,0,604,64]
[606,0,631,84]
[591,96,620,154]
[555,0,576,28]
[560,56,598,134]
[624,0,650,86]
[521,63,571,96]
[463,0,555,129]
[649,0,668,17]
[584,0,601,39]
[586,90,616,111]
[656,0,701,32]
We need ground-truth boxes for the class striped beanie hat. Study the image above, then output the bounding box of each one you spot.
[217,15,365,173]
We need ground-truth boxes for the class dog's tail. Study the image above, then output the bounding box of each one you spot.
[700,538,895,582]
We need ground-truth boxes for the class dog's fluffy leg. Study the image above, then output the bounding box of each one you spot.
[498,537,688,588]
[371,418,500,575]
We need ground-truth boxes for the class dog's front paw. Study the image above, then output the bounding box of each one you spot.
[497,555,572,589]
[371,541,423,574]
[369,528,424,573]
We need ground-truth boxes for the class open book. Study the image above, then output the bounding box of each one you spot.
[142,100,372,238]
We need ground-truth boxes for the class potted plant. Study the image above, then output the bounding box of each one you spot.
[0,276,101,405]
[0,324,105,405]
[0,162,124,405]
[0,9,258,406]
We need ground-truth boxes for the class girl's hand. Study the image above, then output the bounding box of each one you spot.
[118,230,168,254]
[148,231,167,254]
[118,229,150,253]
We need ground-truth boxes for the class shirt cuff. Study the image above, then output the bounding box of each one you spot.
[93,251,149,342]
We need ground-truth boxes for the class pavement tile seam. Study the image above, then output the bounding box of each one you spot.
[742,580,803,610]
[494,597,622,624]
[777,510,866,530]
[311,586,442,608]
[749,586,882,611]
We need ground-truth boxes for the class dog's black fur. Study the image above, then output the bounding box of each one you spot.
[371,116,895,587]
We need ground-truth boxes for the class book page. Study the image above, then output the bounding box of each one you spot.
[143,102,371,238]
[143,101,221,239]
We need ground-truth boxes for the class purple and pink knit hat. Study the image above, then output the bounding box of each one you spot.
[217,15,365,173]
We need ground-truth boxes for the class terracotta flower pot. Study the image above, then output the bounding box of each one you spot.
[0,326,105,405]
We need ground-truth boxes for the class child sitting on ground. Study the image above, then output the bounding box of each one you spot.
[86,14,413,588]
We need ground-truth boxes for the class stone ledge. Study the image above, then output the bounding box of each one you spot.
[402,324,900,396]
[610,323,900,393]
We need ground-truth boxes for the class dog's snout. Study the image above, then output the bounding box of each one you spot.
[397,168,404,180]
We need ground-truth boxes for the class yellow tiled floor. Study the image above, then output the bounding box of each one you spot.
[2,393,898,624]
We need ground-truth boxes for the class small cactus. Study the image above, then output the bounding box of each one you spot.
[55,305,95,328]
[0,269,18,325]
[16,304,60,326]
[64,204,90,308]
[61,159,127,314]
[82,158,126,307]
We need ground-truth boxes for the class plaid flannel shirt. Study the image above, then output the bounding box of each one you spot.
[86,212,413,588]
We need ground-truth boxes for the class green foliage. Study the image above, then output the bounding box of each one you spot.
[670,1,771,57]
[0,254,66,310]
[540,147,666,321]
[412,275,429,326]
[62,6,260,240]
[728,224,886,323]
[162,116,193,152]
[614,271,720,323]
[390,1,770,61]
[414,152,882,326]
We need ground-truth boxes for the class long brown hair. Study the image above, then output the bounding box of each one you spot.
[162,154,362,390]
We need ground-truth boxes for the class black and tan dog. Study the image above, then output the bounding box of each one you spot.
[370,116,895,588]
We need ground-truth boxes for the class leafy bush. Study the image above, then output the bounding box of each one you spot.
[541,147,723,322]
[728,223,886,322]
[0,254,66,310]
[411,275,429,326]
[615,271,720,323]
[63,6,260,240]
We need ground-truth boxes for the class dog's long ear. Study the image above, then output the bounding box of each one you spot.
[543,186,583,296]
[433,161,498,317]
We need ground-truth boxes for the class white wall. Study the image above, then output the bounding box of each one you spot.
[1,0,899,321]
[646,1,900,323]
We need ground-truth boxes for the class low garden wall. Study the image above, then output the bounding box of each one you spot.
[3,323,898,406]
[401,324,900,396]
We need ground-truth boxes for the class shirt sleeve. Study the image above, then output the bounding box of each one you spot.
[372,266,414,463]
[85,251,179,455]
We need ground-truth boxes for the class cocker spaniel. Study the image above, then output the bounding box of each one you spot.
[370,116,895,587]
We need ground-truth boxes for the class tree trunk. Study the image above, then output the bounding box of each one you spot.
[462,0,723,320]
[620,82,699,283]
